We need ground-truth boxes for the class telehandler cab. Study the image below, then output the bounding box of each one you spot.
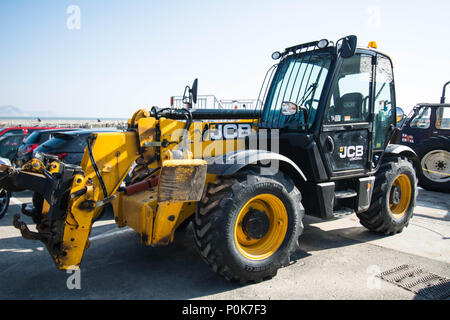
[0,35,420,283]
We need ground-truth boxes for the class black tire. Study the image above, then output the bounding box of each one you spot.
[193,168,304,284]
[357,157,417,235]
[415,136,450,193]
[0,188,10,219]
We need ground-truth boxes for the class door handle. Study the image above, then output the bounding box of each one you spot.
[325,136,335,153]
[344,125,353,130]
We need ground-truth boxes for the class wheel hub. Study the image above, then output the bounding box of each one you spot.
[242,208,270,240]
[435,160,446,171]
[389,174,412,218]
[421,149,450,183]
[390,186,402,206]
[234,193,288,260]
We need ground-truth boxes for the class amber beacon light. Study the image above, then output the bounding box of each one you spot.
[368,41,378,49]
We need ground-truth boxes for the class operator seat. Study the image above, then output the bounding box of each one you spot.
[338,92,363,122]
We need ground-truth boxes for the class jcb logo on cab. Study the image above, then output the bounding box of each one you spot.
[339,145,364,159]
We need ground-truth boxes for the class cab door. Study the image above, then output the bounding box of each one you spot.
[372,54,397,156]
[319,52,374,177]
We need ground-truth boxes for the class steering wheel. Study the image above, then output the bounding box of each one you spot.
[363,96,369,108]
[327,105,336,122]
[304,99,320,108]
[304,99,320,124]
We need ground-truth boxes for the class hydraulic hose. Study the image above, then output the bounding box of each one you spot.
[86,135,109,222]
[86,135,108,198]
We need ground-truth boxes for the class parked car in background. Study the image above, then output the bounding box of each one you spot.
[33,129,120,165]
[31,129,121,217]
[0,126,59,138]
[0,134,29,161]
[13,128,79,167]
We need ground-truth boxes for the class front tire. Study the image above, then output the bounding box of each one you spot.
[193,168,304,283]
[416,136,450,193]
[357,157,417,235]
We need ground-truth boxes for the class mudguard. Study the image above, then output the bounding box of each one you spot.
[206,149,307,181]
[384,144,422,175]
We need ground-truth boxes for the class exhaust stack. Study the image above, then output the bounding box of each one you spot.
[441,81,450,104]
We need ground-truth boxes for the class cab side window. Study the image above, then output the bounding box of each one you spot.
[436,107,450,129]
[326,54,372,123]
[409,106,431,129]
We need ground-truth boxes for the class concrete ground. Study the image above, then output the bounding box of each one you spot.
[0,188,448,300]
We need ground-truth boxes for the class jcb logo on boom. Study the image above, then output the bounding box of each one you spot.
[339,145,364,159]
[208,123,252,140]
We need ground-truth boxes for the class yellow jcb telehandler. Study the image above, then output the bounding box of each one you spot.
[0,36,420,283]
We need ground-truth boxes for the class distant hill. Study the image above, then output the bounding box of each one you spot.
[0,105,27,117]
[0,105,57,118]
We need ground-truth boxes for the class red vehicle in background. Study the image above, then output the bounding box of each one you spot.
[0,127,59,137]
[0,126,63,163]
[0,126,62,219]
[0,126,60,138]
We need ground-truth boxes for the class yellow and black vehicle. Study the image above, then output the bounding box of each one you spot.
[0,36,421,283]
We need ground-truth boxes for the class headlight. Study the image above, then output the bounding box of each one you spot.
[317,39,329,49]
[271,51,281,60]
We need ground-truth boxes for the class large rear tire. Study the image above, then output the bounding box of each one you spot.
[357,157,417,235]
[193,168,304,283]
[415,136,450,193]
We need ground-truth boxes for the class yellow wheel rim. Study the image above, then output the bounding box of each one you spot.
[389,174,412,218]
[234,194,288,260]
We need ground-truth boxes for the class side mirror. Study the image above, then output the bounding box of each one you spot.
[281,102,309,124]
[337,35,357,58]
[281,101,298,116]
[191,78,198,104]
[182,78,198,107]
[396,107,405,123]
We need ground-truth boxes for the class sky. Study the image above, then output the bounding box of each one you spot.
[0,0,449,118]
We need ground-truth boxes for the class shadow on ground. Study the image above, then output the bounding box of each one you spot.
[0,213,379,299]
[1,189,447,299]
